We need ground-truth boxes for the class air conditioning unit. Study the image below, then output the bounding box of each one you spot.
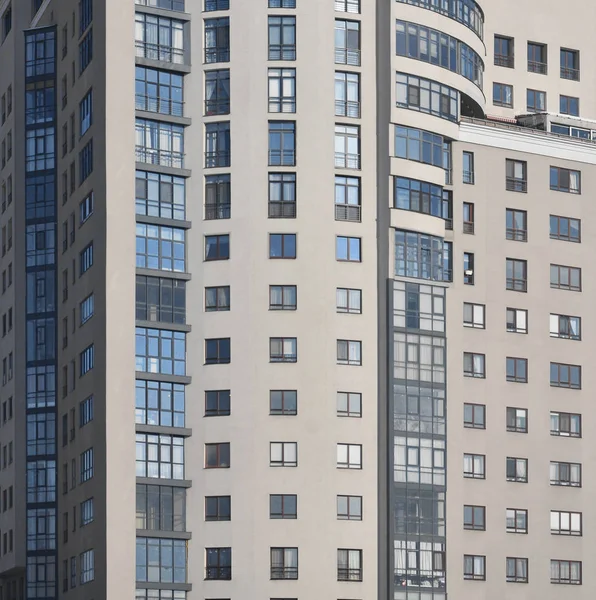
[465,270,474,276]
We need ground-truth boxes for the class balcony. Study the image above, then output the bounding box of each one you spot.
[135,41,184,65]
[528,60,547,74]
[335,204,361,222]
[136,146,184,169]
[268,201,296,218]
[136,94,184,118]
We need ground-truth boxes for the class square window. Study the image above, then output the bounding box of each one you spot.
[270,494,297,519]
[270,337,297,362]
[506,407,528,433]
[337,339,361,365]
[506,508,528,534]
[337,391,361,417]
[205,390,231,416]
[205,234,230,260]
[506,457,528,483]
[464,555,485,580]
[336,236,361,261]
[270,442,297,467]
[506,357,528,383]
[269,233,296,258]
[463,453,485,479]
[463,403,485,429]
[337,443,362,469]
[205,496,231,521]
[270,390,297,415]
[204,442,230,468]
[463,352,485,378]
[337,495,362,520]
[463,505,485,530]
[463,303,485,328]
[205,338,231,364]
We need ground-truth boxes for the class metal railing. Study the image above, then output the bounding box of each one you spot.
[268,99,296,113]
[269,201,296,218]
[136,146,184,169]
[335,152,360,169]
[268,150,295,166]
[335,204,361,222]
[136,95,184,117]
[135,41,185,65]
[335,47,361,66]
[205,48,230,64]
[335,100,361,118]
[205,567,231,580]
[271,567,298,580]
[560,66,579,81]
[338,568,363,582]
[136,0,185,11]
[506,278,527,292]
[506,177,527,192]
[463,171,475,184]
[334,0,359,12]
[205,99,230,115]
[205,203,231,220]
[506,228,527,242]
[463,222,474,234]
[494,54,514,68]
[268,46,296,61]
[444,218,453,230]
[528,60,547,74]
[205,152,231,168]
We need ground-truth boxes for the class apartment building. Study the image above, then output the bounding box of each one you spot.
[0,0,594,599]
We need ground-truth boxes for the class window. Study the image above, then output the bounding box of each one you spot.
[268,68,296,113]
[205,548,231,580]
[506,457,528,483]
[80,549,94,584]
[335,71,360,118]
[335,20,360,65]
[336,236,361,262]
[335,124,360,169]
[79,139,93,183]
[559,94,579,117]
[269,233,296,258]
[506,307,527,334]
[337,443,362,469]
[268,121,295,166]
[136,434,184,479]
[550,166,580,194]
[136,66,184,117]
[337,392,361,417]
[79,29,93,73]
[205,234,229,260]
[79,241,94,275]
[270,442,297,467]
[550,264,581,292]
[394,177,442,218]
[462,151,474,184]
[463,353,485,378]
[337,495,362,520]
[205,121,230,167]
[205,496,231,521]
[136,225,185,273]
[337,549,362,581]
[136,381,185,427]
[463,303,485,328]
[335,175,361,221]
[205,69,230,115]
[550,215,580,243]
[269,0,296,6]
[395,126,446,168]
[550,313,580,340]
[463,252,474,284]
[79,89,92,136]
[270,390,297,415]
[337,288,361,313]
[506,358,527,383]
[463,403,485,429]
[135,327,186,375]
[136,277,186,324]
[270,337,297,362]
[79,396,93,427]
[395,230,447,281]
[80,448,94,482]
[551,560,581,585]
[462,203,474,234]
[205,286,230,312]
[80,499,94,526]
[528,42,547,73]
[268,16,296,60]
[205,390,231,417]
[506,557,528,583]
[551,511,582,536]
[271,547,298,580]
[336,0,360,12]
[270,495,297,519]
[463,453,485,479]
[506,258,527,292]
[551,461,581,487]
[506,159,527,192]
[136,485,186,532]
[493,82,513,107]
[550,362,581,389]
[463,505,485,530]
[550,411,581,438]
[396,73,459,122]
[506,208,527,242]
[2,5,11,40]
[526,88,546,112]
[79,344,94,376]
[268,172,296,218]
[204,17,230,63]
[205,338,230,365]
[79,192,94,223]
[136,537,187,583]
[560,48,579,80]
[506,508,527,534]
[269,285,296,310]
[205,174,231,219]
[205,0,229,10]
[337,340,362,365]
[464,555,485,580]
[135,119,184,168]
[494,35,514,67]
[506,407,527,433]
[204,442,230,468]
[136,171,185,220]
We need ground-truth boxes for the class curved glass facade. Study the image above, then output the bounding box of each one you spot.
[396,0,484,40]
[394,177,443,217]
[396,73,459,122]
[397,20,484,89]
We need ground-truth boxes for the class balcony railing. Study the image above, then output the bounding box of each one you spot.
[135,0,185,11]
[334,0,359,12]
[463,222,474,234]
[335,152,360,169]
[271,567,298,580]
[463,171,475,184]
[506,228,527,242]
[205,99,230,115]
[506,177,527,192]
[507,278,527,292]
[335,100,361,118]
[444,218,453,230]
[136,94,183,117]
[338,568,363,582]
[528,60,547,74]
[494,54,514,68]
[205,48,230,64]
[205,0,229,9]
[205,152,231,168]
[335,47,361,66]
[205,203,231,220]
[268,45,296,61]
[268,201,296,218]
[269,99,296,113]
[268,150,295,167]
[136,146,184,169]
[205,567,231,580]
[135,41,184,65]
[335,204,361,222]
[560,67,579,81]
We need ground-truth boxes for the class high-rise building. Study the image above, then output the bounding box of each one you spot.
[0,0,594,598]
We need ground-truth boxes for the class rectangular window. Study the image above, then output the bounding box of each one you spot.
[506,407,528,433]
[79,192,94,223]
[337,287,361,313]
[337,495,362,520]
[335,20,360,65]
[506,258,527,292]
[80,549,94,584]
[506,208,527,241]
[337,443,362,469]
[550,215,580,243]
[205,121,230,168]
[464,555,485,580]
[79,396,93,427]
[526,88,546,112]
[268,16,296,60]
[136,224,185,272]
[506,457,528,483]
[205,547,232,580]
[463,505,485,530]
[337,391,361,417]
[396,72,459,122]
[550,461,581,487]
[506,508,527,534]
[269,285,296,310]
[204,17,230,63]
[268,121,296,166]
[560,48,579,80]
[270,442,297,467]
[463,453,485,479]
[135,328,186,375]
[334,124,360,169]
[506,159,527,192]
[463,252,474,284]
[335,71,360,118]
[270,390,297,415]
[205,338,231,365]
[494,35,514,67]
[204,69,229,115]
[136,434,184,479]
[506,307,527,333]
[269,233,296,258]
[550,264,581,291]
[560,94,579,116]
[80,448,94,482]
[462,151,474,184]
[137,65,184,117]
[205,0,230,11]
[335,175,361,222]
[80,498,94,526]
[136,537,187,583]
[462,202,474,234]
[493,82,513,107]
[528,42,547,73]
[205,173,231,219]
[268,68,296,113]
[136,171,185,220]
[506,357,528,383]
[550,166,580,194]
[551,511,582,536]
[205,234,229,260]
[79,139,93,183]
[463,403,485,429]
[79,89,92,136]
[205,442,230,468]
[80,294,94,325]
[506,557,528,583]
[270,495,297,519]
[79,344,94,376]
[337,339,362,365]
[463,302,485,328]
[551,559,582,584]
[270,337,297,362]
[205,286,230,312]
[135,119,184,168]
[550,411,581,438]
[335,0,360,12]
[136,276,186,324]
[205,390,231,417]
[337,548,362,581]
[79,28,93,73]
[395,125,446,169]
[269,172,296,218]
[394,177,443,219]
[463,352,485,378]
[271,547,298,580]
[136,380,185,428]
[336,236,361,262]
[550,313,580,340]
[205,496,231,521]
[269,0,296,6]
